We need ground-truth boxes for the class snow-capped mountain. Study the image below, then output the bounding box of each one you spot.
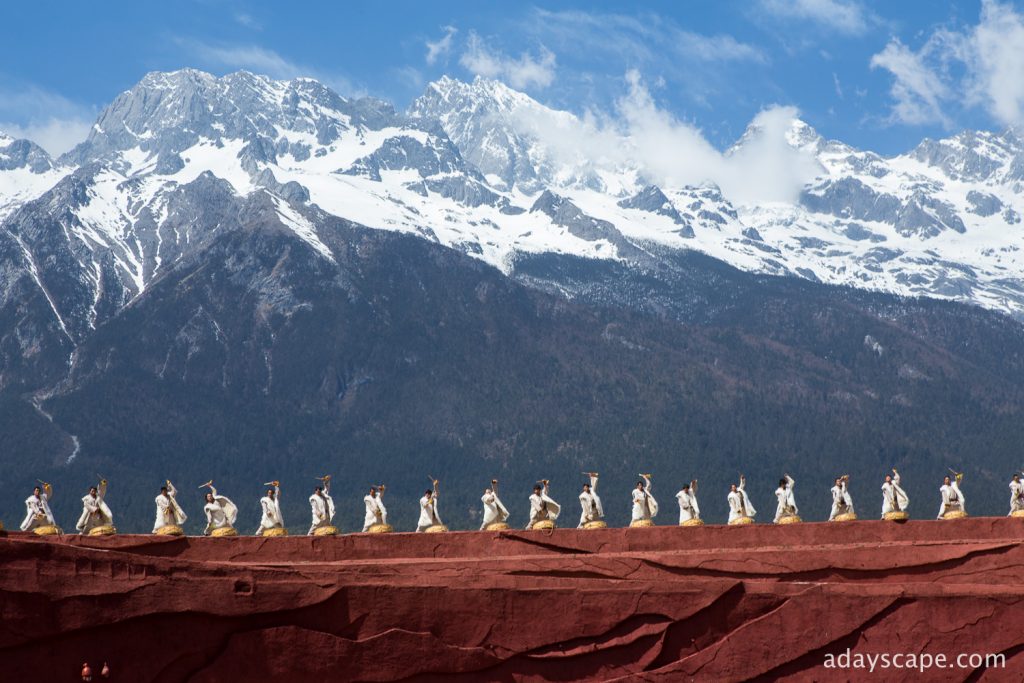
[7,69,1024,526]
[0,132,68,222]
[3,68,1024,353]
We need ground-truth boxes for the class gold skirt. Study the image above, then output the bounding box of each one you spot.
[530,519,556,531]
[1011,509,1024,518]
[582,520,607,530]
[211,526,238,537]
[777,514,802,525]
[680,518,704,527]
[630,518,655,528]
[87,524,117,536]
[883,511,909,522]
[729,516,754,525]
[367,523,393,534]
[155,524,185,536]
[484,521,510,531]
[942,510,968,520]
[424,524,449,533]
[261,527,288,537]
[831,512,857,522]
[33,524,62,536]
[312,525,338,536]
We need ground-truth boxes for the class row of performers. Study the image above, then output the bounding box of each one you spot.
[16,469,1024,537]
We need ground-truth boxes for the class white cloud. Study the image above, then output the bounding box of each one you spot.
[426,25,457,65]
[459,31,556,89]
[531,9,765,65]
[969,0,1024,126]
[870,39,952,126]
[869,0,1024,129]
[234,12,261,30]
[179,39,361,96]
[504,70,818,205]
[759,0,872,35]
[0,83,95,156]
[0,118,93,157]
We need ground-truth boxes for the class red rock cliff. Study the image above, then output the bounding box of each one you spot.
[2,518,1023,681]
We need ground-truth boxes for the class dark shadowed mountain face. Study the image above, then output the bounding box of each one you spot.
[2,70,1024,531]
[2,187,1023,530]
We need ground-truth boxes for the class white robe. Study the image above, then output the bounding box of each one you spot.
[829,482,854,520]
[881,473,909,516]
[363,493,385,531]
[728,479,756,522]
[416,491,443,532]
[527,485,561,528]
[938,481,965,518]
[773,475,798,523]
[631,476,658,522]
[481,488,510,529]
[20,487,55,531]
[577,475,604,527]
[203,487,238,534]
[256,486,284,535]
[676,484,700,523]
[308,487,336,535]
[1010,480,1024,514]
[153,482,187,532]
[76,483,113,533]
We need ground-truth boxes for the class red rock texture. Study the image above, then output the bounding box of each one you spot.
[2,518,1023,681]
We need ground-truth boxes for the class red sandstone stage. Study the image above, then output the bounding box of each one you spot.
[2,518,1023,681]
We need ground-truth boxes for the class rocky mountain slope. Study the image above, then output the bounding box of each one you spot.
[2,69,1024,528]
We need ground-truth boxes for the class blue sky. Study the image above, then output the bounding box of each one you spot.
[2,0,1023,156]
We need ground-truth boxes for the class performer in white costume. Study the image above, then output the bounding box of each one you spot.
[76,480,113,534]
[308,476,336,535]
[202,483,238,535]
[363,485,387,532]
[481,479,510,529]
[378,485,389,526]
[938,472,966,518]
[416,479,444,532]
[631,474,658,525]
[527,480,561,529]
[255,481,285,535]
[20,483,56,532]
[578,473,604,528]
[676,480,700,524]
[829,475,855,520]
[1010,473,1024,515]
[881,469,909,518]
[153,480,187,533]
[773,474,799,523]
[727,475,756,523]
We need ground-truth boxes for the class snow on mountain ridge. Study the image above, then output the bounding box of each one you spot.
[3,69,1024,321]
